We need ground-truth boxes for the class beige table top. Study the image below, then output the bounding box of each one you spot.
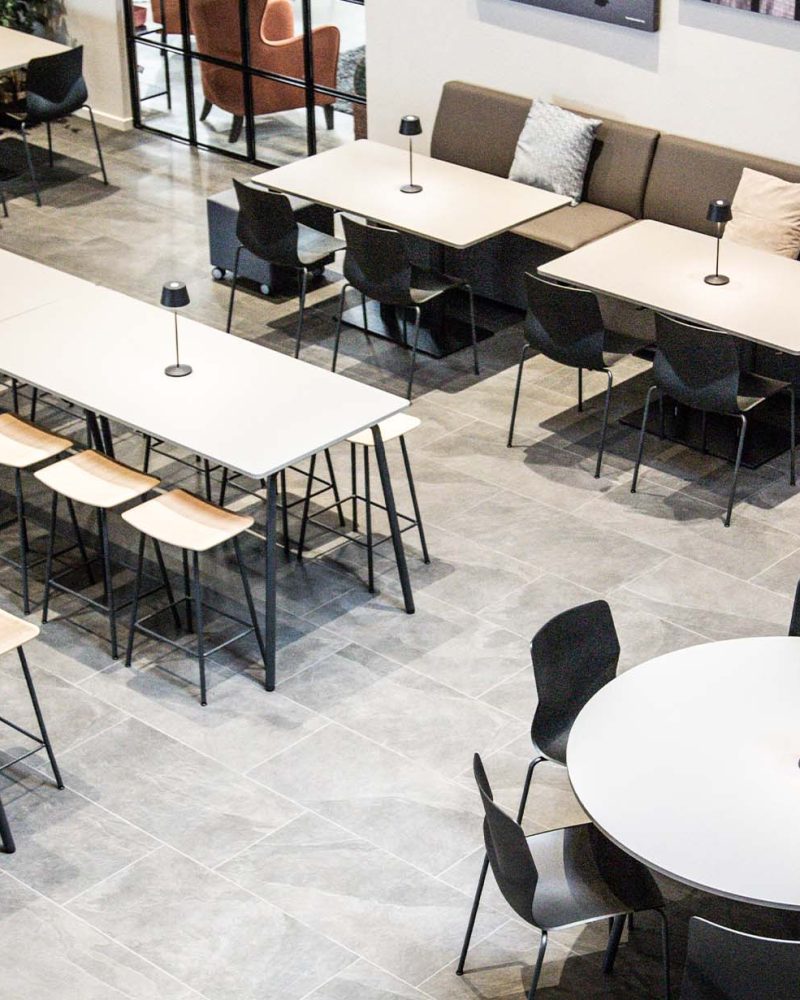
[540,219,800,355]
[251,139,570,249]
[0,26,69,74]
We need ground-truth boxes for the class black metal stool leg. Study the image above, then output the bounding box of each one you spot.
[66,498,95,584]
[191,551,206,705]
[41,492,58,624]
[153,539,181,631]
[11,380,19,414]
[98,508,118,659]
[18,645,63,788]
[279,471,291,557]
[203,460,212,502]
[0,795,15,853]
[29,387,38,422]
[399,435,429,564]
[233,536,267,667]
[603,914,626,974]
[226,245,242,333]
[20,124,41,207]
[324,448,346,526]
[125,534,146,666]
[364,445,374,593]
[297,453,317,561]
[143,434,152,474]
[182,548,193,632]
[219,467,229,506]
[14,469,30,614]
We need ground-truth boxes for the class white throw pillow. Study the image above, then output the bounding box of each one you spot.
[509,100,602,206]
[724,167,800,259]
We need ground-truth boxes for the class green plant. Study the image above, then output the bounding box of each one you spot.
[0,0,61,33]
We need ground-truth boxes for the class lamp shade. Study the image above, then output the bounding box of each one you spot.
[161,280,190,309]
[706,199,732,225]
[399,115,422,137]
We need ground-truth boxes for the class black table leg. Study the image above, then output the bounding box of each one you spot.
[0,794,15,853]
[371,425,414,614]
[99,416,115,459]
[264,473,277,691]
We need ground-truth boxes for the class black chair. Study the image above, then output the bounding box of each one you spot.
[226,179,345,357]
[509,272,652,478]
[331,216,478,401]
[789,579,800,637]
[680,917,800,999]
[0,793,14,853]
[458,599,620,973]
[632,313,796,527]
[460,754,670,999]
[0,46,108,207]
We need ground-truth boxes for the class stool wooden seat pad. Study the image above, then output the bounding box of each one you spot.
[0,608,38,656]
[34,451,157,508]
[122,489,254,552]
[0,414,71,469]
[348,413,421,447]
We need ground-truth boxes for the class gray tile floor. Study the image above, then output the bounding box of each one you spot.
[0,120,798,999]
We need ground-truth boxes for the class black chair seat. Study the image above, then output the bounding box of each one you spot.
[528,824,663,930]
[736,371,790,412]
[297,223,346,266]
[602,328,654,368]
[409,267,463,304]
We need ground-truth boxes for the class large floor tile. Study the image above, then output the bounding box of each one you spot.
[307,958,430,999]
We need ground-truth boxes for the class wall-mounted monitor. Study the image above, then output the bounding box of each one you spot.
[701,0,799,19]
[507,0,659,31]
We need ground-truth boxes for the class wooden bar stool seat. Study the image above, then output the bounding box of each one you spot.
[0,414,72,614]
[35,452,160,660]
[122,490,266,705]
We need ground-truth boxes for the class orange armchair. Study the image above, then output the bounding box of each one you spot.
[190,0,340,143]
[152,0,183,35]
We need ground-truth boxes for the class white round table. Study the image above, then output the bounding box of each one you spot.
[567,636,800,910]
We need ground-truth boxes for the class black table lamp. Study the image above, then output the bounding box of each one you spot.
[161,281,192,377]
[705,199,733,286]
[399,115,422,194]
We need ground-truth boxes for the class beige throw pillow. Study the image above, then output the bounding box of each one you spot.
[724,167,800,259]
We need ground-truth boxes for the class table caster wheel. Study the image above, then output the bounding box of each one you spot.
[259,283,271,296]
[211,267,226,281]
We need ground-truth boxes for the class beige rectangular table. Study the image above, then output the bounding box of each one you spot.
[540,219,800,465]
[252,140,570,357]
[0,26,68,74]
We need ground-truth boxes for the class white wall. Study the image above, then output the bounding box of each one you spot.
[60,0,132,129]
[366,0,800,163]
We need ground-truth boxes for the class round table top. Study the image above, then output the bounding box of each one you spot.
[567,636,800,910]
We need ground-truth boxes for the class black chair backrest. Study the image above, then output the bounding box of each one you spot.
[790,579,800,637]
[473,753,537,925]
[341,216,414,307]
[25,46,88,123]
[653,313,742,415]
[233,179,300,268]
[530,599,620,764]
[680,917,800,1000]
[524,272,607,372]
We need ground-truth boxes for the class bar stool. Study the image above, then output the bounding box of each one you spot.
[35,451,159,659]
[122,489,267,706]
[0,414,72,614]
[0,608,64,857]
[298,413,429,593]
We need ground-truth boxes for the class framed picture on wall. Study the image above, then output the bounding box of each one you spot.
[507,0,659,31]
[702,0,800,19]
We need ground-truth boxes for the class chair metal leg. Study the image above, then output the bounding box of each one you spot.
[400,435,429,563]
[294,268,308,359]
[371,425,414,614]
[182,548,193,632]
[98,508,118,659]
[406,306,422,400]
[364,445,374,593]
[20,124,41,206]
[361,293,368,335]
[350,443,358,531]
[125,534,146,666]
[297,453,317,561]
[65,498,95,585]
[46,121,53,168]
[658,909,671,1000]
[14,470,29,615]
[0,795,15,853]
[84,106,108,185]
[324,448,346,526]
[331,283,349,372]
[153,538,181,630]
[632,385,658,494]
[577,367,583,412]
[789,386,796,487]
[0,189,7,218]
[226,245,242,333]
[11,379,18,413]
[595,369,613,479]
[279,470,291,557]
[517,755,546,824]
[603,914,626,975]
[464,283,479,375]
[143,434,152,474]
[508,344,533,447]
[659,390,666,440]
[527,930,548,1000]
[191,550,206,705]
[29,386,38,423]
[41,492,58,624]
[700,410,708,454]
[725,414,747,527]
[233,536,267,669]
[456,853,490,975]
[18,646,63,788]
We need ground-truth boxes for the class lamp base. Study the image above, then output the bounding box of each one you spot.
[400,184,423,194]
[704,274,730,286]
[165,364,192,377]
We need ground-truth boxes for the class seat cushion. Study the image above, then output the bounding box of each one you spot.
[408,267,460,305]
[725,168,800,259]
[297,224,345,266]
[513,202,633,252]
[122,489,253,553]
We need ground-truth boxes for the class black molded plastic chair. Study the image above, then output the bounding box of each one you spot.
[789,579,800,637]
[0,793,14,853]
[226,179,345,356]
[459,754,669,999]
[632,313,796,527]
[680,917,800,999]
[509,272,652,478]
[0,46,107,207]
[458,599,620,973]
[331,216,478,400]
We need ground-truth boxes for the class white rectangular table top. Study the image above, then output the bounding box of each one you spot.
[251,140,570,249]
[0,26,69,73]
[0,284,407,478]
[0,249,95,322]
[540,219,800,355]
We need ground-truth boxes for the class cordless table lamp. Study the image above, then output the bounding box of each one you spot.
[399,115,423,194]
[705,199,733,286]
[161,281,192,377]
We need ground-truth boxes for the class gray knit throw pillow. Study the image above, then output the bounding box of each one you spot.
[509,100,602,205]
